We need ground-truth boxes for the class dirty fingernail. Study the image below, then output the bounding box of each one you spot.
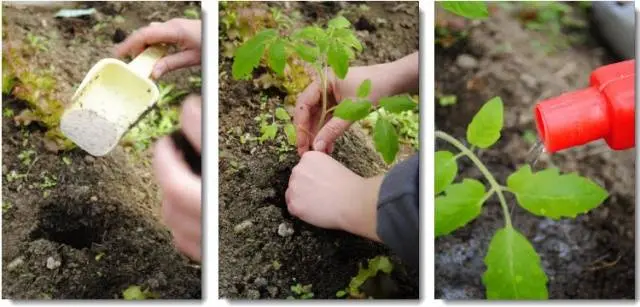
[313,140,326,152]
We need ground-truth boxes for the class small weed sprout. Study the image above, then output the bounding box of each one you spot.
[435,97,609,299]
[288,283,313,299]
[336,255,393,299]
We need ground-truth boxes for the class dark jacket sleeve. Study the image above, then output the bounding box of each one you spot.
[376,153,419,268]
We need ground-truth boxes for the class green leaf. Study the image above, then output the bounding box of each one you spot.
[123,286,146,300]
[467,96,503,148]
[328,16,351,29]
[292,26,325,42]
[435,179,485,236]
[293,43,319,63]
[379,95,417,113]
[373,117,399,164]
[275,107,290,121]
[333,28,363,52]
[327,42,349,79]
[506,165,608,219]
[336,290,347,298]
[440,1,489,19]
[333,99,372,121]
[268,38,286,77]
[435,151,458,194]
[482,227,548,299]
[232,29,277,80]
[284,123,297,145]
[260,123,278,142]
[356,79,372,98]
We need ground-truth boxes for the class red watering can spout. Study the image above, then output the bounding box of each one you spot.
[534,59,635,153]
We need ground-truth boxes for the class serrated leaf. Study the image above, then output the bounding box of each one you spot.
[292,26,325,42]
[333,28,363,52]
[275,107,290,121]
[328,42,349,79]
[268,38,286,77]
[328,16,350,29]
[506,165,608,219]
[232,29,277,80]
[333,99,372,121]
[284,123,297,145]
[293,43,319,63]
[379,95,417,113]
[482,227,548,299]
[435,179,485,236]
[356,79,372,98]
[435,151,458,194]
[373,117,399,164]
[440,1,489,19]
[260,123,278,141]
[467,96,503,148]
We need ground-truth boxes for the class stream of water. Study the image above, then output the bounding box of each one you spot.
[526,140,546,168]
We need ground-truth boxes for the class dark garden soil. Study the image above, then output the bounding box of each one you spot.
[435,3,635,299]
[218,1,420,300]
[2,2,201,299]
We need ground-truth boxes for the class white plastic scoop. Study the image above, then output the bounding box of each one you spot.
[60,45,167,156]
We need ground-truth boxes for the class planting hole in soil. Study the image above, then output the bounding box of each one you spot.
[3,1,202,299]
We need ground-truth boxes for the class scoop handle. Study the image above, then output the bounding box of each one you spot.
[127,45,168,79]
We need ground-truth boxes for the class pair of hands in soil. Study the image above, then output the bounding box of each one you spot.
[115,18,417,261]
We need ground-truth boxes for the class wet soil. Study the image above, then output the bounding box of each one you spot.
[435,3,635,299]
[218,1,419,300]
[2,1,202,299]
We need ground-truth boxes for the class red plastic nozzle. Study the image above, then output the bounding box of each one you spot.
[534,60,635,153]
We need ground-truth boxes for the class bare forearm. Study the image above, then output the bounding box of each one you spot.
[383,51,419,96]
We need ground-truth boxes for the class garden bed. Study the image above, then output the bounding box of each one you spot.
[435,2,634,299]
[218,1,419,299]
[2,1,201,299]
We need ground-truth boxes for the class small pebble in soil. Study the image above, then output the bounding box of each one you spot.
[7,257,24,271]
[84,156,95,163]
[456,54,478,69]
[247,289,261,299]
[234,220,253,233]
[46,256,61,270]
[90,196,98,202]
[520,73,538,89]
[254,277,268,288]
[277,222,294,237]
[112,28,127,43]
[267,286,279,298]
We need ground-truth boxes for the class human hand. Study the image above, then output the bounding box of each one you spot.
[153,95,202,261]
[285,151,383,242]
[294,52,419,156]
[115,18,202,79]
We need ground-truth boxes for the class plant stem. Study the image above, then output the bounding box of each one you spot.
[435,131,512,228]
[316,62,329,133]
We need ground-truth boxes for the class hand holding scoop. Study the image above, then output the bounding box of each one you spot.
[60,45,201,174]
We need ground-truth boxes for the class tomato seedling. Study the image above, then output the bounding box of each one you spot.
[231,14,417,164]
[435,97,609,299]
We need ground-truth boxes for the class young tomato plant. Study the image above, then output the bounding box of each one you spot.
[232,15,416,164]
[435,97,608,299]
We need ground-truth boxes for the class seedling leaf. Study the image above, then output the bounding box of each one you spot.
[482,227,548,299]
[441,1,489,19]
[268,38,287,77]
[232,29,277,80]
[467,96,503,148]
[328,42,349,79]
[123,286,145,300]
[260,123,278,142]
[357,79,372,98]
[293,44,319,63]
[284,123,297,145]
[435,151,458,194]
[328,16,351,29]
[506,165,608,219]
[435,179,485,236]
[275,107,290,121]
[334,99,372,121]
[373,118,399,164]
[379,95,417,113]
